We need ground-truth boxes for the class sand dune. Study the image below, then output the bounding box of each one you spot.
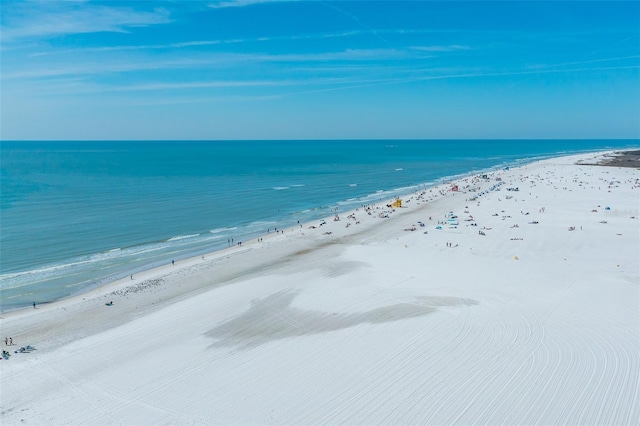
[1,151,638,425]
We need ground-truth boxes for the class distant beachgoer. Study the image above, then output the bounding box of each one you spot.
[9,338,13,345]
[4,337,7,346]
[172,260,175,266]
[131,274,133,280]
[33,301,36,309]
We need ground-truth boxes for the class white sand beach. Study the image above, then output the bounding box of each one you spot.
[1,151,638,425]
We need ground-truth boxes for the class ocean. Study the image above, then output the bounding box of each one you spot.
[1,139,637,311]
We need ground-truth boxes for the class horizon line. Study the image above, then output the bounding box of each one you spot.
[3,138,640,142]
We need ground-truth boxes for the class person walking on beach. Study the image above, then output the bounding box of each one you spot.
[4,337,7,346]
[172,260,175,266]
[9,337,13,346]
[32,301,36,309]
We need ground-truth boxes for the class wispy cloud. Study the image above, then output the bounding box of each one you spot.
[254,64,640,101]
[4,48,423,81]
[526,55,640,70]
[255,48,411,62]
[29,40,229,57]
[33,62,640,102]
[1,2,172,41]
[320,1,391,46]
[1,57,213,80]
[208,0,294,9]
[97,80,301,93]
[410,45,471,52]
[27,29,475,58]
[41,76,387,97]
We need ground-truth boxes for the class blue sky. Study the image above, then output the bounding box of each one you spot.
[1,0,639,140]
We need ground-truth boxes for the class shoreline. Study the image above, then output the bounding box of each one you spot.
[1,149,638,425]
[0,149,634,323]
[1,148,635,342]
[3,148,633,315]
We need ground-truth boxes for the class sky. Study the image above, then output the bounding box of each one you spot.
[1,0,639,140]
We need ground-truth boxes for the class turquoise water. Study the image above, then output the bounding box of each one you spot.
[1,140,637,311]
